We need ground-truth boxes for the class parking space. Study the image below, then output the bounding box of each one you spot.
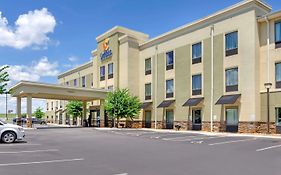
[1,128,281,175]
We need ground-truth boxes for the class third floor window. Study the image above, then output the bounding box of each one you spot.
[145,58,151,75]
[225,31,238,56]
[275,22,281,48]
[100,66,105,81]
[108,63,113,79]
[166,51,174,70]
[192,42,202,64]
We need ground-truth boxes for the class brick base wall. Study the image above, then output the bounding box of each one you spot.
[239,122,276,134]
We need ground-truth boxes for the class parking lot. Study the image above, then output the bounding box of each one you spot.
[0,128,281,175]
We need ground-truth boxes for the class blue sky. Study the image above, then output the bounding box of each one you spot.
[0,0,280,113]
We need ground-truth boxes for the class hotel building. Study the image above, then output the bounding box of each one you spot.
[43,0,281,133]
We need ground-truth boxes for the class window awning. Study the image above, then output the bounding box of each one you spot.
[215,94,241,105]
[157,100,175,108]
[182,97,204,107]
[140,102,152,109]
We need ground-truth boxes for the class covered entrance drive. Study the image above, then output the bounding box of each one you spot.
[9,81,108,128]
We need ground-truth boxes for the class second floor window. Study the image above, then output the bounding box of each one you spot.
[108,63,113,79]
[225,31,238,56]
[145,83,152,100]
[192,74,202,95]
[276,62,281,88]
[108,85,113,90]
[225,68,238,92]
[166,79,174,98]
[82,76,86,87]
[166,51,174,70]
[74,79,77,87]
[275,22,281,48]
[66,81,69,86]
[192,42,202,64]
[100,66,105,81]
[145,58,151,75]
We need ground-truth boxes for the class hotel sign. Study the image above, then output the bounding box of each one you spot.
[100,38,112,61]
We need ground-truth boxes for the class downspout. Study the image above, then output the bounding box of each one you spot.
[210,25,214,132]
[154,45,158,129]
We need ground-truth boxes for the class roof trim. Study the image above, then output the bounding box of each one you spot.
[139,0,271,49]
[258,10,281,22]
[96,26,149,43]
[58,61,93,79]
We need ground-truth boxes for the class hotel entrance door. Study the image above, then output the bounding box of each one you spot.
[192,109,202,130]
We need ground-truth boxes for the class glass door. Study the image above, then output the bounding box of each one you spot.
[144,111,151,128]
[192,109,202,130]
[166,110,174,129]
[276,108,281,134]
[226,108,239,132]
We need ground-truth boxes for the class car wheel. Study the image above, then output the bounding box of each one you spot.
[1,131,16,143]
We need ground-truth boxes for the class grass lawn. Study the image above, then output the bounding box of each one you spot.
[0,113,17,122]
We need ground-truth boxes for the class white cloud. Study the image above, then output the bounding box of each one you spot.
[68,56,78,62]
[0,8,56,49]
[6,57,59,84]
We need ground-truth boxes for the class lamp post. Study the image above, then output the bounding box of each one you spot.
[264,82,272,134]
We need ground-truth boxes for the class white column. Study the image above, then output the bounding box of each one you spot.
[83,101,87,126]
[16,97,21,126]
[26,95,32,128]
[100,99,105,127]
[62,112,66,125]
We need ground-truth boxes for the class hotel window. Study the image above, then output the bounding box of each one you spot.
[56,101,58,110]
[66,81,69,86]
[100,66,105,81]
[225,68,238,92]
[46,103,49,111]
[275,22,281,48]
[166,79,174,98]
[51,102,53,110]
[108,63,113,79]
[276,62,281,88]
[145,58,152,75]
[225,31,238,56]
[276,107,281,126]
[192,74,202,95]
[82,76,86,87]
[192,42,202,64]
[145,83,152,100]
[74,79,77,87]
[166,51,174,70]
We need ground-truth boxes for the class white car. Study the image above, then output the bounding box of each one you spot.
[0,119,25,143]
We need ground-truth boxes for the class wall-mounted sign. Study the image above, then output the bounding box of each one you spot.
[100,38,112,61]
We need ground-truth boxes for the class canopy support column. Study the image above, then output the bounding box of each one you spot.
[16,97,22,126]
[26,95,32,128]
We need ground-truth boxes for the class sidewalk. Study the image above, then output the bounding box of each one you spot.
[95,127,281,139]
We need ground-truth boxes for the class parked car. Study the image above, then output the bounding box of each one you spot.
[12,117,26,124]
[31,117,47,125]
[0,119,25,143]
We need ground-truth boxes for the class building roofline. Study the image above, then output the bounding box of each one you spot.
[96,26,149,43]
[57,61,93,79]
[257,10,281,22]
[139,0,271,49]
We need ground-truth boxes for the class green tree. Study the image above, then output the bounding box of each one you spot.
[34,107,45,119]
[66,101,83,125]
[0,66,9,94]
[104,89,141,127]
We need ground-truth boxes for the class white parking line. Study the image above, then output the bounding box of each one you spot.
[256,144,281,152]
[0,149,59,154]
[0,144,41,147]
[162,135,196,141]
[114,173,128,175]
[0,158,84,167]
[208,138,257,146]
[165,136,221,142]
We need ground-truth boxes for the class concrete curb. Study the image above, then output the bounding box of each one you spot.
[94,127,281,139]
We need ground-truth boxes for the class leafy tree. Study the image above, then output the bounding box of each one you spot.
[0,66,9,94]
[34,107,45,119]
[66,101,83,124]
[104,89,141,127]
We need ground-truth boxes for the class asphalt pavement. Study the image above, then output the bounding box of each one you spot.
[0,128,281,175]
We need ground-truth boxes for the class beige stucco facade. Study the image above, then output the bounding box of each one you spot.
[44,0,281,133]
